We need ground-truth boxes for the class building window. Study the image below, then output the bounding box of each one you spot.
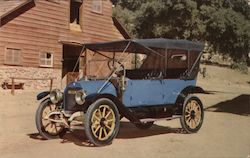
[5,48,22,65]
[40,52,53,67]
[70,0,82,31]
[92,0,102,14]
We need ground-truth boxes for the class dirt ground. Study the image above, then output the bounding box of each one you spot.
[0,65,249,158]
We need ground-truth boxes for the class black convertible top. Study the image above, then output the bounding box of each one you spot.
[83,38,204,54]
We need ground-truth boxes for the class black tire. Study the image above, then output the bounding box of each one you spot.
[84,98,120,146]
[180,95,204,133]
[134,122,154,130]
[35,99,66,139]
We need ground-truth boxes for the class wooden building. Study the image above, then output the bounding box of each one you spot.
[0,0,129,89]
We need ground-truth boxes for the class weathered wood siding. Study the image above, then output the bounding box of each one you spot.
[0,0,125,69]
[81,0,124,42]
[0,0,69,69]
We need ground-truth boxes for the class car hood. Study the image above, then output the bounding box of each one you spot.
[65,80,117,97]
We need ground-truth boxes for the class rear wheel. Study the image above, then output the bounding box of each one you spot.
[35,99,66,139]
[180,95,204,133]
[84,98,120,146]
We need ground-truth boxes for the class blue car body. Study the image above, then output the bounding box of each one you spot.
[37,38,205,117]
[65,78,196,108]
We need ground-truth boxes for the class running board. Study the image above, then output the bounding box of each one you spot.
[69,125,84,130]
[68,121,84,130]
[139,115,181,123]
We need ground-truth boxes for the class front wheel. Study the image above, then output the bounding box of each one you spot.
[84,98,120,146]
[35,99,66,139]
[180,95,204,133]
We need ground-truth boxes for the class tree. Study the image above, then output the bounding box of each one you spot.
[113,0,250,63]
[198,0,250,61]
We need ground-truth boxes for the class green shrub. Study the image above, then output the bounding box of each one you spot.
[231,60,248,74]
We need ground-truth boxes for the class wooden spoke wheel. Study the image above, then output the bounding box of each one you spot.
[180,95,204,133]
[85,98,120,146]
[35,99,66,139]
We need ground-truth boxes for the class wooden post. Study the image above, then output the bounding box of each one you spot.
[11,77,14,95]
[202,67,207,78]
[50,78,53,91]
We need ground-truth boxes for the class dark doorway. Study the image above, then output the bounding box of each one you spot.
[62,44,82,83]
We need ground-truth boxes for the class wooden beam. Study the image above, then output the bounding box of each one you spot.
[11,78,15,95]
[0,0,35,27]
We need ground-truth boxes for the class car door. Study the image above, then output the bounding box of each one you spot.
[162,79,196,104]
[122,79,164,107]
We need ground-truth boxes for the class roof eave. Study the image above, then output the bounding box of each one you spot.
[0,0,35,27]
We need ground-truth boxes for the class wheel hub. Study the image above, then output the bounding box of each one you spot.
[100,118,106,127]
[190,110,195,119]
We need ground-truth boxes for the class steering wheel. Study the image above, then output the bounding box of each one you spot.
[107,59,125,77]
[108,59,124,70]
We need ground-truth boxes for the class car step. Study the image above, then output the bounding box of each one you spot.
[139,115,181,123]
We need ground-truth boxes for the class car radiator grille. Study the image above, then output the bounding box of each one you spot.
[64,88,80,112]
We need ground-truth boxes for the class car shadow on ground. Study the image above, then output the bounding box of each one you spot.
[205,94,250,116]
[28,122,183,147]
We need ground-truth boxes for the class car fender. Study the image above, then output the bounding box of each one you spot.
[174,86,205,114]
[85,93,140,123]
[36,91,50,101]
[180,86,205,95]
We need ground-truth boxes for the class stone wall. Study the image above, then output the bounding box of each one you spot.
[0,66,62,90]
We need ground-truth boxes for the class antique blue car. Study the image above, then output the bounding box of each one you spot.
[35,38,205,146]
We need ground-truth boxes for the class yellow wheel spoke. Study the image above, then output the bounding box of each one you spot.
[105,111,112,119]
[105,124,112,130]
[94,125,101,134]
[102,106,107,117]
[97,109,102,116]
[103,127,108,137]
[51,124,55,133]
[185,115,190,119]
[191,119,197,129]
[92,121,99,128]
[46,123,52,133]
[189,120,193,129]
[99,127,103,139]
[43,107,50,117]
[187,103,192,110]
[190,101,195,110]
[194,117,200,125]
[52,124,57,133]
[44,122,51,131]
[106,118,115,123]
[94,115,101,121]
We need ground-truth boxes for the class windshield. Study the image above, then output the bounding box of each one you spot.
[85,50,133,79]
